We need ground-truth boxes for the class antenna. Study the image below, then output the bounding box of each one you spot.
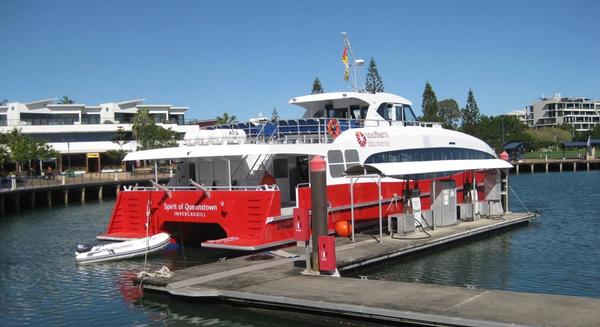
[341,32,365,92]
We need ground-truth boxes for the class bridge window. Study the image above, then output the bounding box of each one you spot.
[376,103,392,120]
[403,105,417,122]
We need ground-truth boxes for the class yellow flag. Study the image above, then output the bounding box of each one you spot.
[342,48,349,65]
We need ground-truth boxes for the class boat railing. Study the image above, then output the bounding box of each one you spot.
[132,184,280,192]
[203,118,442,145]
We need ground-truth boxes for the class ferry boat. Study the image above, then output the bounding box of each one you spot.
[97,89,512,250]
[98,34,512,250]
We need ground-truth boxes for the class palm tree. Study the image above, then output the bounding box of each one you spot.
[58,96,75,104]
[216,112,237,125]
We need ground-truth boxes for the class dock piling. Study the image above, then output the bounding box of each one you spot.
[310,156,328,273]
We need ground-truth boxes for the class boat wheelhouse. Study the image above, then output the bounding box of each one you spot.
[99,91,512,250]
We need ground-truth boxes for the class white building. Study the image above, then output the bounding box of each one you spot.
[526,95,600,131]
[503,109,529,125]
[0,98,202,172]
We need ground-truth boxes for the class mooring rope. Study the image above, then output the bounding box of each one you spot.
[509,184,531,214]
[136,266,174,279]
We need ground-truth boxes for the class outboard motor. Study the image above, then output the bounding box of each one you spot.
[76,244,93,253]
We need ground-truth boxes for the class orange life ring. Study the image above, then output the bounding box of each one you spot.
[327,119,341,139]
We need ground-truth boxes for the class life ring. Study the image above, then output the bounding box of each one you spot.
[327,119,341,139]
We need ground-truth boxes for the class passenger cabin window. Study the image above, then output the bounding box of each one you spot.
[327,150,345,178]
[344,150,360,170]
[365,147,494,164]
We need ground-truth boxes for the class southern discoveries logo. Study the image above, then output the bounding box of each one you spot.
[355,131,390,147]
[163,203,218,217]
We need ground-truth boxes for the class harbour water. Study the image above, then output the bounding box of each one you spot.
[1,172,599,326]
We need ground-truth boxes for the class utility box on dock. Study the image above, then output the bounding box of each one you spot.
[433,180,457,227]
[318,236,336,272]
[458,203,476,221]
[293,207,311,244]
[388,213,415,235]
[483,171,504,217]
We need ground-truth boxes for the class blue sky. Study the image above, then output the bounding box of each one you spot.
[1,0,598,121]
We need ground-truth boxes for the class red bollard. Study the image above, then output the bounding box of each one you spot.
[293,207,311,242]
[310,155,328,271]
[318,235,336,272]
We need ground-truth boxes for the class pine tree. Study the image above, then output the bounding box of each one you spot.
[365,58,384,93]
[461,89,481,136]
[421,82,440,122]
[311,77,324,94]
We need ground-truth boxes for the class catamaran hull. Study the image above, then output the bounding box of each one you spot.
[98,171,486,250]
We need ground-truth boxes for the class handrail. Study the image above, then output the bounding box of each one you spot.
[200,118,443,146]
[150,180,172,198]
[189,179,210,199]
[132,184,280,192]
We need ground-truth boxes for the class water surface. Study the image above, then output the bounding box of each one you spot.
[1,172,599,326]
[348,171,600,298]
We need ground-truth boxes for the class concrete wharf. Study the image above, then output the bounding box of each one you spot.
[137,212,600,327]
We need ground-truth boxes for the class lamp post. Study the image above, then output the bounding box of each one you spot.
[501,115,505,145]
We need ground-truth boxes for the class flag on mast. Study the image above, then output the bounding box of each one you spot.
[342,47,349,81]
[342,48,348,65]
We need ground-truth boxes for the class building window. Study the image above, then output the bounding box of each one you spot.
[20,113,78,125]
[82,114,100,124]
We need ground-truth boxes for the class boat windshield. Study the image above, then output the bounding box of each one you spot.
[403,105,417,122]
[383,104,418,122]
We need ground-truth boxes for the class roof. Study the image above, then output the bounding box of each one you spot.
[345,159,512,178]
[123,143,327,161]
[289,92,412,106]
[502,141,529,150]
[561,140,600,148]
[116,99,146,107]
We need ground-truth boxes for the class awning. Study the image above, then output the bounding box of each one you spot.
[345,159,513,177]
[123,143,326,161]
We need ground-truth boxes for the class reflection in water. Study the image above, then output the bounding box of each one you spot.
[1,172,600,326]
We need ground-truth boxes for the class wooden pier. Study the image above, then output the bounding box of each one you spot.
[510,158,600,174]
[136,212,600,327]
[0,172,169,215]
